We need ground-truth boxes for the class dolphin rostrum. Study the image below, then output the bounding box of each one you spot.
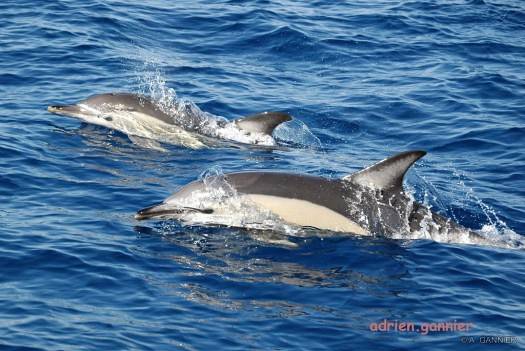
[135,150,495,247]
[48,92,292,149]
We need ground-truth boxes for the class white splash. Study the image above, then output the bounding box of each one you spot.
[133,61,320,148]
[398,167,524,249]
[478,225,525,249]
[272,118,322,149]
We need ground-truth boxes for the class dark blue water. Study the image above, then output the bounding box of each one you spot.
[1,0,524,349]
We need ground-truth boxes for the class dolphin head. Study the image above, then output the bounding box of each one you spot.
[135,179,218,221]
[48,101,115,128]
[47,93,150,128]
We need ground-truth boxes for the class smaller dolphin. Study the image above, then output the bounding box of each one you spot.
[48,93,292,149]
[135,151,499,247]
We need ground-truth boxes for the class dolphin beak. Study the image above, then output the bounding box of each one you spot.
[47,104,82,116]
[135,202,168,220]
[135,202,213,220]
[135,202,191,221]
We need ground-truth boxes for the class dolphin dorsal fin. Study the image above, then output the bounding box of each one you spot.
[235,111,292,135]
[343,151,426,190]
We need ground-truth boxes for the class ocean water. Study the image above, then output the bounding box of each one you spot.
[1,0,525,349]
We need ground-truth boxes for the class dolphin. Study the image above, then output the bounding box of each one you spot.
[48,92,292,149]
[135,150,495,247]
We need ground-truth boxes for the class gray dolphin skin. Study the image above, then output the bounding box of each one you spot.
[135,150,491,246]
[48,92,292,149]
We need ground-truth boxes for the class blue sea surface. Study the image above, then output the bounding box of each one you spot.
[1,0,525,349]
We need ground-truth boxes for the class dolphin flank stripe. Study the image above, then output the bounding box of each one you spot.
[244,194,368,235]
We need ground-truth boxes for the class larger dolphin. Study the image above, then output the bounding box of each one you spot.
[48,93,292,149]
[135,150,494,246]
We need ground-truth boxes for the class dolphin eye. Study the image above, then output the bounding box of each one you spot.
[103,116,113,121]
